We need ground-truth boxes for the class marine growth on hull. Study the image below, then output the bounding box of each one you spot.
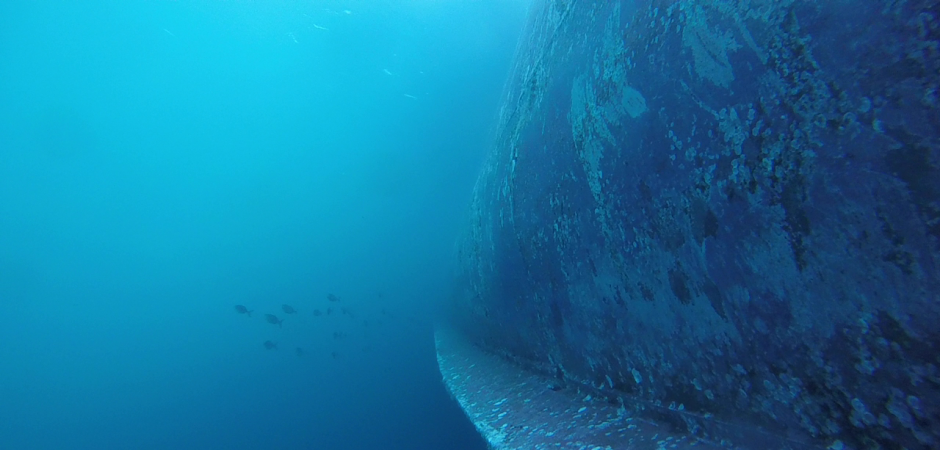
[440,1,940,449]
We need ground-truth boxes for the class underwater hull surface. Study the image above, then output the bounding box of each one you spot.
[446,0,940,449]
[436,328,805,450]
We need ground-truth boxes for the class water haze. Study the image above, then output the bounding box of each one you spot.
[0,1,529,449]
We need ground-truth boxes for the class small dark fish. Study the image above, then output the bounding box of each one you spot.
[295,347,304,357]
[282,304,298,314]
[340,307,356,318]
[263,340,277,350]
[234,305,253,317]
[264,314,284,327]
[313,309,322,316]
[331,351,340,359]
[332,331,345,340]
[327,293,340,302]
[326,307,334,315]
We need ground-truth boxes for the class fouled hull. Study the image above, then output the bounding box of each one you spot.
[443,1,940,449]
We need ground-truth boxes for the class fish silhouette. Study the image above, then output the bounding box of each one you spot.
[327,293,340,302]
[295,347,304,357]
[313,309,322,316]
[264,314,284,327]
[282,304,298,314]
[263,340,277,350]
[234,305,253,317]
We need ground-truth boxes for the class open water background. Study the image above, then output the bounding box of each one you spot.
[0,1,529,448]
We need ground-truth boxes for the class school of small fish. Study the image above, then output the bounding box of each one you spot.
[233,292,407,360]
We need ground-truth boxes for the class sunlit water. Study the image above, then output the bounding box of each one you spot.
[0,1,528,448]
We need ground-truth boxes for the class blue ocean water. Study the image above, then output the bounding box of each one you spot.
[0,1,529,449]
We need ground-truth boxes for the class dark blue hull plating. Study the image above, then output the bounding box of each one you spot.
[443,1,940,449]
